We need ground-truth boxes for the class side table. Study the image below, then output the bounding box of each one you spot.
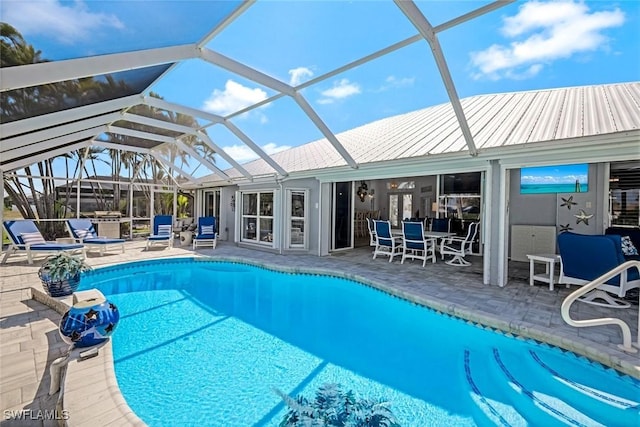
[526,254,564,291]
[179,231,193,246]
[56,237,76,244]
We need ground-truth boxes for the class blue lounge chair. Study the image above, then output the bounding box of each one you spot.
[66,218,125,256]
[372,220,403,262]
[2,220,86,264]
[193,216,217,250]
[146,215,174,249]
[401,221,436,267]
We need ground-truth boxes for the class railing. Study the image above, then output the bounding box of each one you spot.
[561,260,640,353]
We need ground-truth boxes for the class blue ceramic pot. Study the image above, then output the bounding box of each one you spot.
[59,298,119,348]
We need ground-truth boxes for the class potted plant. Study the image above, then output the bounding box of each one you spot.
[38,252,92,297]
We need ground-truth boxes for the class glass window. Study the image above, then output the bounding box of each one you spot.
[288,190,307,248]
[240,191,274,246]
[204,190,220,219]
[243,193,257,215]
[388,193,412,227]
[610,162,640,226]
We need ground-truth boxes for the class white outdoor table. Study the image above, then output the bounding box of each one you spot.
[526,253,564,291]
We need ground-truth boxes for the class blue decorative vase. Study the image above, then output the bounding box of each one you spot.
[59,298,119,348]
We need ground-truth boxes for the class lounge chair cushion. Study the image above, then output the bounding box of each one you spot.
[201,225,214,235]
[75,229,94,239]
[621,236,639,256]
[157,225,172,235]
[20,232,46,245]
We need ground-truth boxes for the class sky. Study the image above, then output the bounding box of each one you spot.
[520,164,589,185]
[2,0,639,176]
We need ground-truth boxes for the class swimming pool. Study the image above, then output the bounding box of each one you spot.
[80,258,640,426]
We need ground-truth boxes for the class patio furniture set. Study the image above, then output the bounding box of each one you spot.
[367,218,480,267]
[1,215,219,265]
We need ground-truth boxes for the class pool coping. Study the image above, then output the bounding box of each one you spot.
[29,255,640,427]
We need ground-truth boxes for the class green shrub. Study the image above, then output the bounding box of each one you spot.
[276,383,400,427]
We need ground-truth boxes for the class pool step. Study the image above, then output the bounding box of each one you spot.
[463,349,527,427]
[465,347,639,426]
[491,348,604,426]
[525,349,640,427]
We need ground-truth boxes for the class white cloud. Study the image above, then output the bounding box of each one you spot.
[289,67,314,86]
[521,174,587,184]
[202,80,269,117]
[470,0,625,80]
[318,79,361,104]
[223,142,292,164]
[1,0,124,44]
[376,75,416,92]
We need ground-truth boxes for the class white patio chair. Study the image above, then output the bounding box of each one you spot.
[440,222,479,266]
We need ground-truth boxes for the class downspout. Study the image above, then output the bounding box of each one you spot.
[317,180,322,256]
[279,180,284,255]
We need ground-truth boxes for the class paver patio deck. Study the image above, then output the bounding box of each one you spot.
[1,239,638,426]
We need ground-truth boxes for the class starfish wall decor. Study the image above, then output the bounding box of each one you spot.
[559,224,573,233]
[574,209,594,225]
[560,195,578,210]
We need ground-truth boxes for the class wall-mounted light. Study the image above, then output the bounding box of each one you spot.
[356,181,368,202]
[230,195,235,212]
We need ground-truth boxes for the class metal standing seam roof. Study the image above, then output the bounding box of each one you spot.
[215,81,640,181]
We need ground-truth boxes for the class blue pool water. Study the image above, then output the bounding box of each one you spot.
[79,258,640,426]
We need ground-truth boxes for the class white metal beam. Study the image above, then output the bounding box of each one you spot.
[222,122,289,176]
[293,93,358,169]
[107,125,175,144]
[122,113,202,135]
[197,1,255,47]
[2,126,108,160]
[196,131,254,180]
[142,96,223,125]
[1,44,199,92]
[2,113,120,152]
[200,48,295,96]
[394,0,478,156]
[150,155,182,187]
[151,150,197,183]
[90,140,151,154]
[2,141,91,171]
[433,1,515,33]
[175,140,231,182]
[0,95,143,139]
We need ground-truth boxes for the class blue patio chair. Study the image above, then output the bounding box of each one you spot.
[146,215,174,249]
[193,216,217,250]
[66,218,125,256]
[372,220,403,262]
[431,218,451,232]
[401,221,436,267]
[2,220,86,264]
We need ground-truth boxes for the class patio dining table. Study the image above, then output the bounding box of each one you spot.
[391,230,456,239]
